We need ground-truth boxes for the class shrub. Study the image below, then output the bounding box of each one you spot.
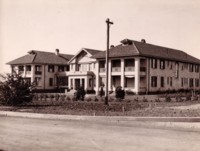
[94,96,99,102]
[155,98,160,102]
[134,97,139,102]
[75,87,86,101]
[33,94,39,101]
[165,96,171,102]
[99,86,104,97]
[0,72,34,106]
[60,95,66,101]
[186,95,191,101]
[49,94,54,100]
[115,86,125,99]
[55,94,60,101]
[142,97,148,102]
[85,97,92,102]
[66,96,71,101]
[175,95,183,102]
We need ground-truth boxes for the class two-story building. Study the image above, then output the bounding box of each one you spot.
[92,39,200,94]
[7,38,200,95]
[7,49,73,90]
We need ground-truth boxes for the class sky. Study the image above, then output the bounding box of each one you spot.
[1,0,200,73]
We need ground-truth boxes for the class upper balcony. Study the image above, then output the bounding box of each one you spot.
[98,58,147,75]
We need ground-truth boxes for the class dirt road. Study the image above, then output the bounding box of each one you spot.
[0,116,200,151]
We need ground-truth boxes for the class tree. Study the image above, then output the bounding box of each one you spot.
[0,72,34,106]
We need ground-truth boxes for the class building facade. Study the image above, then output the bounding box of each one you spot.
[7,39,200,95]
[7,49,73,90]
[92,39,200,94]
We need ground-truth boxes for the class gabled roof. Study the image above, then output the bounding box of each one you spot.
[68,48,102,63]
[92,39,200,64]
[7,50,74,65]
[84,48,102,55]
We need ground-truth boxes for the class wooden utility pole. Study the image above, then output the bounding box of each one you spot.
[105,18,113,105]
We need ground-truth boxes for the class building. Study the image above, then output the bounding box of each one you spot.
[67,48,102,91]
[7,49,73,90]
[92,39,200,94]
[7,39,200,94]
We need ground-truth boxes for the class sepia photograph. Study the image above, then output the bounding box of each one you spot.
[0,0,200,150]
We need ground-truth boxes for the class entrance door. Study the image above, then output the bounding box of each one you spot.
[75,79,80,90]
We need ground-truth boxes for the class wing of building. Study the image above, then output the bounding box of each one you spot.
[7,49,74,90]
[92,39,200,94]
[7,39,200,94]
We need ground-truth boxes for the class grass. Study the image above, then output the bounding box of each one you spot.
[1,94,200,117]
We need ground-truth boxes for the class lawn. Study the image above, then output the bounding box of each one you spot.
[1,94,200,117]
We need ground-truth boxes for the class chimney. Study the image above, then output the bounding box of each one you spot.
[55,49,59,55]
[141,39,146,43]
[110,45,114,48]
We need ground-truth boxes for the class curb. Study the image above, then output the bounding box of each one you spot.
[1,111,200,131]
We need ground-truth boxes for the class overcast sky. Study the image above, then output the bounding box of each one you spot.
[1,0,200,73]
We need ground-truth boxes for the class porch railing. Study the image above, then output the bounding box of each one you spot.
[112,67,121,72]
[99,68,105,72]
[125,67,135,72]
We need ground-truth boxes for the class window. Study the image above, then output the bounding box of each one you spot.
[189,64,194,72]
[35,77,41,86]
[167,77,169,85]
[151,76,157,87]
[184,78,188,86]
[48,65,54,72]
[175,63,179,78]
[49,78,53,86]
[168,61,173,69]
[151,58,157,69]
[160,77,164,87]
[189,78,194,87]
[18,66,24,72]
[89,78,92,87]
[35,65,41,71]
[58,66,65,72]
[26,65,31,71]
[181,78,184,87]
[195,79,199,87]
[99,61,105,68]
[195,65,199,73]
[93,63,96,69]
[66,65,70,71]
[160,60,165,70]
[170,77,173,87]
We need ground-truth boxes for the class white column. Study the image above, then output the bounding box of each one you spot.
[73,78,75,90]
[95,62,99,95]
[68,77,71,89]
[108,60,112,91]
[84,77,88,90]
[121,59,125,89]
[135,58,140,94]
[31,64,35,83]
[41,65,44,89]
[23,65,26,77]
